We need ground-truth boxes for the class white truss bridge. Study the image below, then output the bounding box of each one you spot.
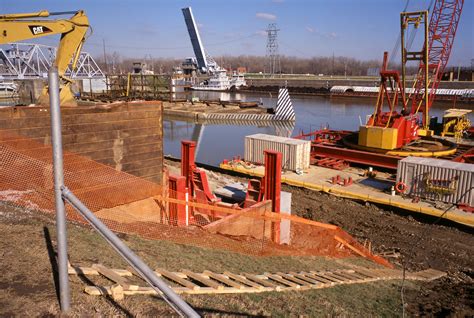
[0,43,105,80]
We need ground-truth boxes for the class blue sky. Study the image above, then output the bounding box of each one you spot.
[1,0,472,65]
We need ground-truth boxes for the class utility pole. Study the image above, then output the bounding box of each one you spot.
[332,52,335,76]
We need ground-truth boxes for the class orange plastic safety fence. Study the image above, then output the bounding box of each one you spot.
[0,129,389,266]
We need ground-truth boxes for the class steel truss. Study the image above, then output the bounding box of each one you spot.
[0,43,104,79]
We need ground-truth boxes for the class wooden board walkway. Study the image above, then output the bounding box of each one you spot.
[68,264,446,300]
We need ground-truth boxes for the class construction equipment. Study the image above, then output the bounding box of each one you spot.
[440,109,472,141]
[181,7,219,75]
[0,10,89,106]
[181,7,246,90]
[359,0,464,150]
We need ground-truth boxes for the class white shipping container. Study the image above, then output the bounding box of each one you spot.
[244,134,310,172]
[396,156,474,207]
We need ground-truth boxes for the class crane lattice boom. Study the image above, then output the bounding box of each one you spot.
[410,0,464,124]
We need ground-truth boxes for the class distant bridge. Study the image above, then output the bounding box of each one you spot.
[0,43,104,80]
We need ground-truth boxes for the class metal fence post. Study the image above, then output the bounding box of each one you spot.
[48,67,70,311]
[61,187,200,318]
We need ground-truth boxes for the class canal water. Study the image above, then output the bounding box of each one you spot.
[164,91,458,166]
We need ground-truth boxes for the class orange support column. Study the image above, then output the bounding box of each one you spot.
[264,150,282,243]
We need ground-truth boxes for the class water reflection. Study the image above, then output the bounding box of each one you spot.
[165,91,462,166]
[164,118,289,165]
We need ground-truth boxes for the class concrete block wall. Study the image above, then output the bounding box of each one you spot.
[0,102,164,184]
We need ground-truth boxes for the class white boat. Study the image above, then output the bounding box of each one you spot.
[191,70,246,91]
[230,72,246,88]
[191,69,231,91]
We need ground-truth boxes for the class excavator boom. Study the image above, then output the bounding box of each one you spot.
[0,10,89,105]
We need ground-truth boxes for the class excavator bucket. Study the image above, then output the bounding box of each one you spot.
[37,83,78,107]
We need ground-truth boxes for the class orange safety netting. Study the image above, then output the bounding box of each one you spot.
[0,129,390,267]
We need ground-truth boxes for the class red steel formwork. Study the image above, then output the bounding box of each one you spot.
[181,140,196,192]
[264,150,282,243]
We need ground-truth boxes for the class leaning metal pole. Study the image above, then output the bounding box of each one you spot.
[61,187,200,318]
[48,67,71,312]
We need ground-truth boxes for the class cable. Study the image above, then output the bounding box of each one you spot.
[279,40,308,58]
[401,260,406,318]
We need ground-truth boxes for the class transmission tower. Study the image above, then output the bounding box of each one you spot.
[266,23,281,77]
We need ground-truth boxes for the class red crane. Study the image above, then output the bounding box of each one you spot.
[410,0,464,128]
[361,0,464,150]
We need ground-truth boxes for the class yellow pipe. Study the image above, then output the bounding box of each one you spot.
[126,73,131,97]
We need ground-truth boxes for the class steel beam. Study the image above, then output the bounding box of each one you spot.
[313,144,400,170]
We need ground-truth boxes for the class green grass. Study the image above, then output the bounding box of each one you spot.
[0,207,413,317]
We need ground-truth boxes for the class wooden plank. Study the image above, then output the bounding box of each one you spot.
[408,269,446,281]
[352,268,383,279]
[92,264,139,290]
[155,268,200,290]
[315,273,346,284]
[365,269,400,279]
[84,285,267,296]
[69,266,98,275]
[182,270,224,290]
[223,272,266,290]
[309,271,343,283]
[76,264,448,298]
[288,272,323,286]
[276,272,313,287]
[202,271,246,289]
[171,286,264,295]
[110,284,124,301]
[337,270,374,282]
[323,272,357,282]
[330,271,362,281]
[264,273,300,288]
[301,272,335,285]
[243,273,281,290]
[69,265,132,276]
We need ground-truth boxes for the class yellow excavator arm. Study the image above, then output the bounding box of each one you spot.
[0,10,89,105]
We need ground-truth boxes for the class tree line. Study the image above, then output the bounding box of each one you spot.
[97,53,419,76]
